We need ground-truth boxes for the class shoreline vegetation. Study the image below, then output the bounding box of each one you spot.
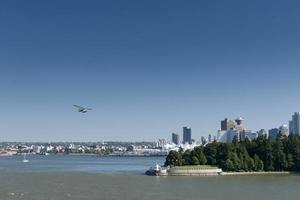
[164,134,300,175]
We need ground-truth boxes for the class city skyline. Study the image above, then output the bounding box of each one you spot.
[1,112,299,143]
[1,0,300,141]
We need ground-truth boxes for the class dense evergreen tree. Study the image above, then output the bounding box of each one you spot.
[182,150,192,165]
[263,140,275,171]
[273,140,287,171]
[204,143,218,165]
[165,135,300,172]
[191,156,200,165]
[224,159,234,171]
[164,150,183,167]
[198,151,207,165]
[253,154,264,171]
[286,153,294,169]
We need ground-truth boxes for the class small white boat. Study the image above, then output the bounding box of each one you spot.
[145,163,168,176]
[22,153,29,163]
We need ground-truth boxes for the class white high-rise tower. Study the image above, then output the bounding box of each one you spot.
[289,112,300,135]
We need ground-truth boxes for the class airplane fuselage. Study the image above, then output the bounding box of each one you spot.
[74,105,91,113]
[79,109,87,113]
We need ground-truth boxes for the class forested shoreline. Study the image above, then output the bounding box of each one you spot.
[165,134,300,172]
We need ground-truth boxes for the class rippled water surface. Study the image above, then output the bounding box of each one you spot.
[1,155,300,200]
[0,154,165,173]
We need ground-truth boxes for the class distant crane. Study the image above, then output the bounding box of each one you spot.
[73,105,92,113]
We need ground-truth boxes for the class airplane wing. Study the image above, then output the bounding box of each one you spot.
[73,105,83,109]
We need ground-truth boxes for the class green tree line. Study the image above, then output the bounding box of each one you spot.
[165,134,300,172]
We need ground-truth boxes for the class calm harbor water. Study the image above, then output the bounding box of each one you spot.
[0,155,300,200]
[0,154,165,173]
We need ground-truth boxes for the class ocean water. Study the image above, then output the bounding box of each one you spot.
[0,155,300,200]
[0,154,165,173]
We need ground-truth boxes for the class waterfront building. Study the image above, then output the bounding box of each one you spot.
[289,112,300,135]
[172,133,179,145]
[217,130,227,143]
[268,128,279,141]
[157,139,167,148]
[240,130,258,141]
[226,129,239,143]
[217,116,250,143]
[217,129,239,143]
[183,126,192,144]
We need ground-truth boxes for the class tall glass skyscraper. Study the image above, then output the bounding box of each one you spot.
[289,112,300,135]
[172,133,179,145]
[183,127,192,144]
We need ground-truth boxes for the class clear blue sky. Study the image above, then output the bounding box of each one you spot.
[1,0,300,142]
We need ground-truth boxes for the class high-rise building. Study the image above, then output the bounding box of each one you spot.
[289,112,300,135]
[268,128,279,141]
[240,130,258,141]
[218,116,254,143]
[257,129,268,137]
[279,124,289,137]
[172,133,179,145]
[289,120,294,134]
[226,129,239,143]
[221,118,235,131]
[208,134,212,142]
[183,126,192,144]
[157,139,167,148]
[201,136,207,145]
[221,118,228,131]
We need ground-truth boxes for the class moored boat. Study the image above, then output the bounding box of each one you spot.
[145,164,168,176]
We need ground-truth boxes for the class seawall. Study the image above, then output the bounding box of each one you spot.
[169,168,222,176]
[220,171,296,176]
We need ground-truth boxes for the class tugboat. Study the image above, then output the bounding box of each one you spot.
[145,164,168,176]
